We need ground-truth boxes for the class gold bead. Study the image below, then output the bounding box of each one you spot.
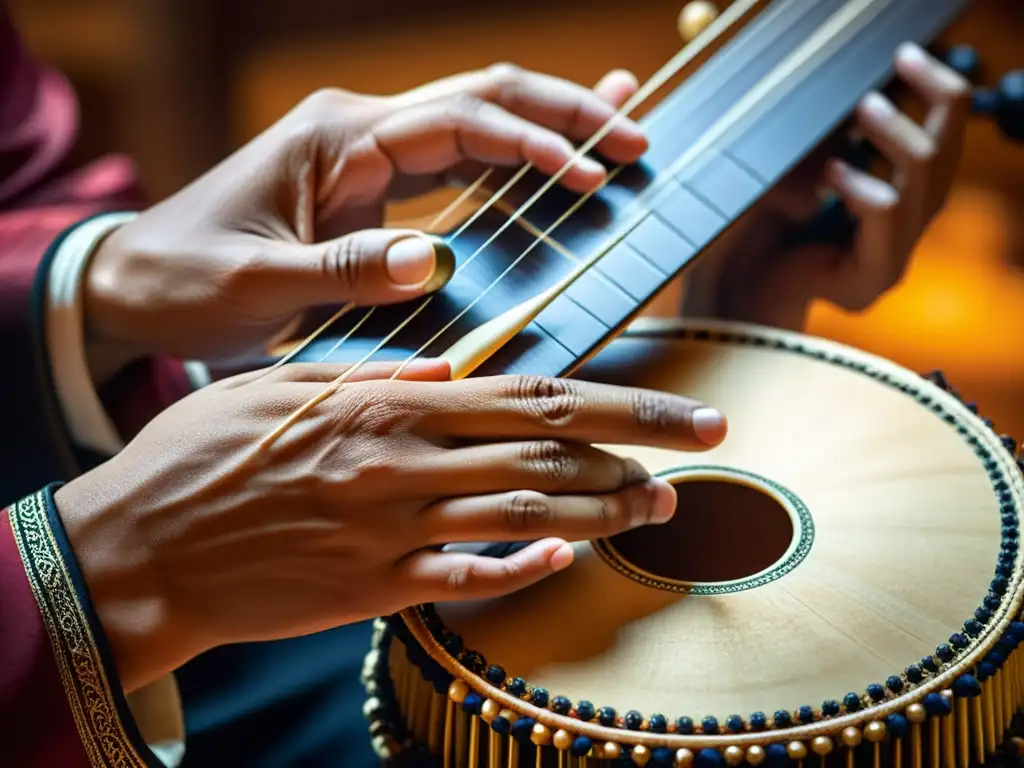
[841,726,862,748]
[1010,735,1024,755]
[675,747,694,767]
[604,743,623,759]
[531,723,552,746]
[864,721,887,743]
[745,745,765,766]
[448,680,469,703]
[811,736,834,755]
[632,745,651,766]
[940,689,953,701]
[481,699,500,723]
[724,745,744,766]
[787,741,808,760]
[553,729,573,751]
[907,703,927,724]
[677,1,719,42]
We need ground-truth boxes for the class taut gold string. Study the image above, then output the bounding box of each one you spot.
[260,0,768,448]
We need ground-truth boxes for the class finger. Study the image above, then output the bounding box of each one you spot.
[893,43,972,141]
[260,358,452,385]
[814,159,903,308]
[373,96,612,194]
[415,478,677,546]
[395,537,575,604]
[892,43,970,212]
[264,229,457,308]
[853,92,931,224]
[478,66,648,164]
[404,65,648,164]
[405,442,650,497]
[592,69,641,110]
[412,375,728,451]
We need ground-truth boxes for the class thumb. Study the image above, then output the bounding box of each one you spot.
[271,229,457,308]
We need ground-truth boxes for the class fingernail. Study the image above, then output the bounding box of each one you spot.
[549,543,574,572]
[692,407,727,446]
[648,478,677,524]
[861,92,894,119]
[571,153,606,176]
[386,236,456,291]
[896,42,925,66]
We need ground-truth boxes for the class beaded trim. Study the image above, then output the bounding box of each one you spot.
[362,327,1024,759]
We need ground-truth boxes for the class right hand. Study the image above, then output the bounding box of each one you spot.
[55,362,726,693]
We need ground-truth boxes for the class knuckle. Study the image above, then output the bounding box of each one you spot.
[508,375,583,427]
[486,62,524,90]
[444,93,487,124]
[501,492,554,532]
[630,390,679,432]
[299,87,355,118]
[907,136,938,165]
[520,440,581,487]
[320,236,365,291]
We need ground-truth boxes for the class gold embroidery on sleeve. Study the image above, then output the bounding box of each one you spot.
[9,491,149,768]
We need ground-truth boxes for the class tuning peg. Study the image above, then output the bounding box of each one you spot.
[678,1,719,43]
[973,70,1024,143]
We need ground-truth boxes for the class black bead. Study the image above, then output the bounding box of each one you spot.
[462,693,483,714]
[945,45,981,80]
[695,748,725,767]
[952,674,983,698]
[886,713,909,739]
[648,713,667,733]
[484,665,505,685]
[867,684,885,701]
[597,706,617,727]
[491,716,510,735]
[984,594,1002,610]
[530,688,549,707]
[571,736,593,758]
[906,664,924,683]
[651,747,674,767]
[765,743,790,767]
[701,716,719,735]
[936,644,955,663]
[950,633,969,650]
[885,675,904,693]
[963,619,984,638]
[797,705,815,724]
[773,710,792,728]
[510,717,535,743]
[725,714,744,732]
[923,692,952,716]
[575,700,594,720]
[749,711,767,730]
[821,700,840,717]
[552,696,572,715]
[976,606,993,623]
[507,677,527,697]
[994,70,1024,142]
[624,710,644,730]
[843,693,861,712]
[675,716,695,734]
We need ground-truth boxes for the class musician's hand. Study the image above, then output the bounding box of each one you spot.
[82,67,646,381]
[682,43,970,330]
[53,366,725,693]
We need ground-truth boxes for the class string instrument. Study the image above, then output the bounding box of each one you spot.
[270,0,1024,765]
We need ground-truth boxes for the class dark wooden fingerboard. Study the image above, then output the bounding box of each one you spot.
[294,0,970,375]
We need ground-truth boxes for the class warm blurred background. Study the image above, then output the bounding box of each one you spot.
[9,0,1023,441]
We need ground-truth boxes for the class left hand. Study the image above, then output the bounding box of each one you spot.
[83,66,647,380]
[681,43,971,330]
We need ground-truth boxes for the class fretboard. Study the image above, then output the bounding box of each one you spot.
[296,0,969,377]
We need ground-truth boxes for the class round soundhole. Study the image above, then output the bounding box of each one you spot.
[606,478,797,585]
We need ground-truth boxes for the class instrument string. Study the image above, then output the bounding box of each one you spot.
[260,0,764,447]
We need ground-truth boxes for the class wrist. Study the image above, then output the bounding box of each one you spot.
[82,221,151,385]
[54,471,195,693]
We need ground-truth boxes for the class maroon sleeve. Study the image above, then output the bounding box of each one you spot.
[0,486,162,767]
[0,5,192,505]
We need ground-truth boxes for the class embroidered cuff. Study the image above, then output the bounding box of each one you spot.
[8,485,172,767]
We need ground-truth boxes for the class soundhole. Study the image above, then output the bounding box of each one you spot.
[608,479,795,584]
